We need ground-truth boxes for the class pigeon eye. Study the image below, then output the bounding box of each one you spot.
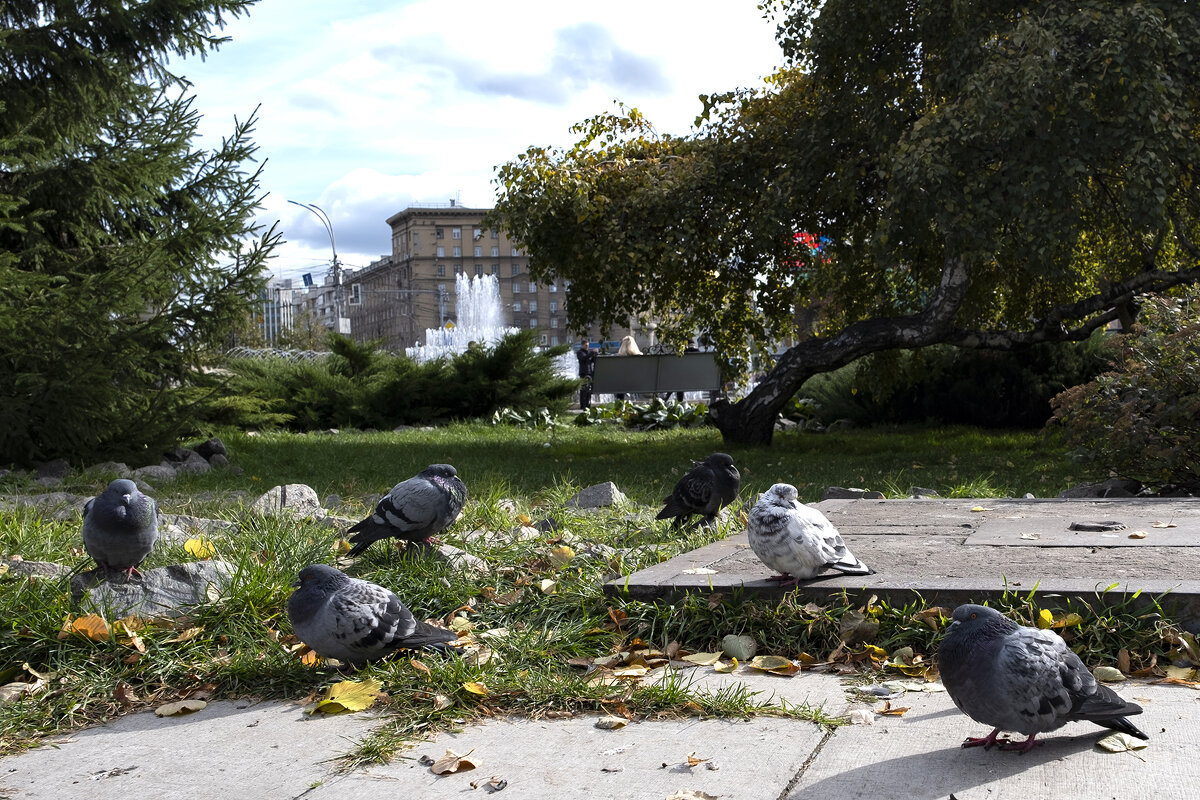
[969,612,977,620]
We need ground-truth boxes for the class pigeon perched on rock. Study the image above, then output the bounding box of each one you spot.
[287,564,458,665]
[938,603,1148,753]
[345,464,467,557]
[746,483,872,584]
[655,453,741,528]
[80,478,159,579]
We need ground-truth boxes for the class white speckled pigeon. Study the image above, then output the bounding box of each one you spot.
[655,453,741,528]
[746,483,872,585]
[345,464,467,557]
[287,564,458,665]
[81,478,159,579]
[938,603,1148,753]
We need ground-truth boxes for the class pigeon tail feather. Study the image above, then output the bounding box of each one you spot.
[396,621,460,651]
[826,559,873,576]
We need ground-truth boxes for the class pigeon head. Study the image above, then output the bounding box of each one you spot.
[420,464,458,479]
[292,563,351,590]
[94,478,155,524]
[946,604,1018,638]
[765,483,799,504]
[704,453,735,468]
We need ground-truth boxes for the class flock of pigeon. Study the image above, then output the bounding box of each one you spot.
[76,454,1146,752]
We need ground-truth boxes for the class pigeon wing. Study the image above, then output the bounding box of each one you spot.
[656,465,714,519]
[346,477,444,555]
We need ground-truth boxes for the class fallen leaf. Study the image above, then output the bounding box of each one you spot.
[1151,676,1200,687]
[686,751,710,767]
[1097,732,1149,760]
[538,578,557,594]
[746,655,800,676]
[1128,530,1148,540]
[681,652,723,666]
[970,506,994,512]
[713,658,738,674]
[1036,609,1054,630]
[462,681,491,696]
[410,658,431,675]
[470,775,508,791]
[1165,665,1197,681]
[1093,666,1126,683]
[184,537,215,558]
[450,616,475,632]
[612,665,648,678]
[1019,533,1040,540]
[517,513,532,525]
[300,649,321,667]
[310,678,383,714]
[548,545,575,568]
[170,626,204,643]
[848,708,874,725]
[1117,648,1131,674]
[0,681,44,705]
[878,700,910,716]
[333,538,353,554]
[1151,521,1177,528]
[154,699,207,717]
[665,792,722,800]
[431,748,479,775]
[595,716,628,730]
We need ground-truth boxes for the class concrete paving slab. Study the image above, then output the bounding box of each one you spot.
[0,700,382,800]
[608,499,1200,628]
[788,681,1200,800]
[317,714,828,800]
[641,667,858,717]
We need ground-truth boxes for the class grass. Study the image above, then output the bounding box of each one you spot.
[0,421,1186,763]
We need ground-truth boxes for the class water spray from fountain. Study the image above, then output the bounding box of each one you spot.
[405,273,520,362]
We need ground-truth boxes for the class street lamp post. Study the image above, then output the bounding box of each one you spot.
[288,200,347,333]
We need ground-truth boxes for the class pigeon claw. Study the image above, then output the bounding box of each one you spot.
[998,734,1040,755]
[962,728,1010,750]
[765,574,800,587]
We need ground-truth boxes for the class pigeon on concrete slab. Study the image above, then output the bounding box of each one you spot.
[345,464,467,558]
[938,603,1148,753]
[655,453,741,528]
[287,564,458,666]
[80,478,158,579]
[746,483,872,584]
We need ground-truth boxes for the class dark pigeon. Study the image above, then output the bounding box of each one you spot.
[746,483,872,585]
[287,563,458,666]
[655,453,741,528]
[81,478,159,579]
[345,464,467,557]
[938,603,1148,753]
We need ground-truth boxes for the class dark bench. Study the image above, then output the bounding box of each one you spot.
[590,352,721,395]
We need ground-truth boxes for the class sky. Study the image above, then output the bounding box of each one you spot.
[176,0,784,284]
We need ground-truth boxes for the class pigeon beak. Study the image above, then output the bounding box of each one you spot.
[291,578,302,588]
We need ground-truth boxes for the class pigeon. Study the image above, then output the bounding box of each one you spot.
[345,464,467,557]
[80,478,159,579]
[287,563,458,666]
[655,453,741,528]
[938,603,1148,753]
[746,483,872,584]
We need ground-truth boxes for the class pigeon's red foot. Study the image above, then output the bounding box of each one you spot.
[765,574,800,587]
[998,734,1040,755]
[962,728,1010,750]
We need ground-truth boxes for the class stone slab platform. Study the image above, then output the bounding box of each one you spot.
[607,499,1200,627]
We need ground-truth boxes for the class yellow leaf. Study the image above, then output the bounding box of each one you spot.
[713,658,738,674]
[538,578,557,594]
[170,626,204,643]
[154,699,207,717]
[410,658,431,675]
[1093,666,1125,683]
[1051,613,1084,629]
[117,621,146,653]
[861,644,887,662]
[334,538,353,554]
[300,649,321,667]
[1037,609,1054,629]
[430,748,479,774]
[69,615,111,642]
[310,678,383,714]
[548,545,575,568]
[595,716,628,730]
[462,681,490,696]
[1165,665,1197,681]
[612,665,648,678]
[681,652,723,666]
[970,506,993,512]
[184,537,216,558]
[450,616,475,632]
[686,751,710,767]
[747,655,801,675]
[517,514,532,525]
[1097,732,1149,759]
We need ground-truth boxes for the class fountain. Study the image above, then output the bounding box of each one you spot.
[405,273,520,362]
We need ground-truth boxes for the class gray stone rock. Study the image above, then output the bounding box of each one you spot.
[566,482,628,510]
[71,561,235,619]
[87,461,132,478]
[721,634,757,661]
[35,459,72,479]
[827,419,855,431]
[193,437,228,460]
[910,486,940,498]
[821,486,886,500]
[249,483,324,519]
[400,541,488,573]
[774,418,798,431]
[133,464,177,484]
[175,451,212,474]
[3,558,69,579]
[162,447,196,463]
[207,453,230,469]
[1058,478,1142,498]
[0,468,10,480]
[35,476,63,489]
[322,494,342,509]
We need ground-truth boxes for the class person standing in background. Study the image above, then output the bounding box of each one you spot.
[576,339,597,409]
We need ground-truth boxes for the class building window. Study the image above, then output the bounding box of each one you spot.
[452,227,461,239]
[436,246,445,258]
[491,246,499,257]
[511,247,520,256]
[454,264,463,274]
[528,318,538,328]
[528,282,536,293]
[438,283,446,293]
[453,246,461,257]
[413,233,420,248]
[474,264,482,276]
[550,317,559,328]
[529,300,537,312]
[490,229,499,239]
[512,281,521,293]
[490,264,499,275]
[551,335,560,345]
[473,228,482,239]
[549,301,558,312]
[436,227,444,239]
[474,246,482,257]
[511,264,520,276]
[512,301,521,312]
[549,283,557,293]
[436,264,445,277]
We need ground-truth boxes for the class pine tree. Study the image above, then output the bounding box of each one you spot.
[0,1,279,465]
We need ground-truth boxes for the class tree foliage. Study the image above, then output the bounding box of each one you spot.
[491,0,1200,444]
[0,1,278,466]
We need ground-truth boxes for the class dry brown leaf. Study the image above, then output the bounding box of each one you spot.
[470,775,508,791]
[665,792,722,800]
[746,655,800,676]
[154,699,207,717]
[686,751,710,767]
[431,693,454,711]
[170,626,204,643]
[878,700,910,716]
[1117,649,1131,674]
[1151,521,1177,528]
[113,682,138,706]
[430,748,479,775]
[64,615,111,642]
[410,658,431,675]
[595,716,628,730]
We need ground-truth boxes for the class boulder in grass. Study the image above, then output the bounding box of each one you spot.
[249,483,325,520]
[565,482,628,510]
[71,561,235,619]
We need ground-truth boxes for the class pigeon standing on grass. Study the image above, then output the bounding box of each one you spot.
[287,564,458,666]
[655,453,741,528]
[938,603,1148,753]
[345,464,467,557]
[81,478,159,579]
[746,483,872,584]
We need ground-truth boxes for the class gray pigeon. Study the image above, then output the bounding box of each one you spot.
[746,483,872,585]
[80,478,159,579]
[655,453,741,528]
[938,603,1148,753]
[345,464,467,557]
[287,563,458,666]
